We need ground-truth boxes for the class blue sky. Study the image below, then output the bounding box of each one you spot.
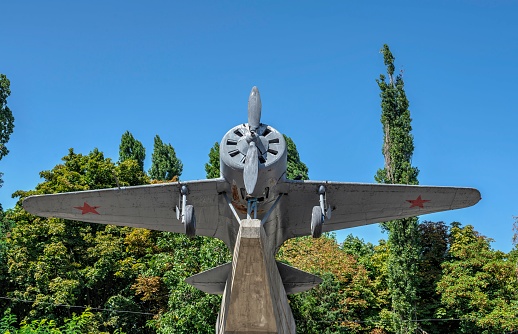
[1,1,517,252]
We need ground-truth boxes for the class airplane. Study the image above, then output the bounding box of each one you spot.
[23,86,481,334]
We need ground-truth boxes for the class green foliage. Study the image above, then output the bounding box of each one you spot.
[513,215,518,246]
[142,233,231,333]
[415,221,449,333]
[0,308,17,333]
[204,142,220,179]
[278,236,380,333]
[436,223,518,333]
[341,234,375,270]
[148,135,183,181]
[283,134,309,180]
[0,308,107,333]
[0,210,15,307]
[375,44,420,334]
[119,131,146,172]
[0,73,15,197]
[0,74,14,162]
[375,45,419,186]
[13,149,148,199]
[6,149,151,333]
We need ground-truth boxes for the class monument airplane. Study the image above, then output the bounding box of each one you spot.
[23,87,481,334]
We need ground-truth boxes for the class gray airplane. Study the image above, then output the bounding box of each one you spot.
[23,86,481,334]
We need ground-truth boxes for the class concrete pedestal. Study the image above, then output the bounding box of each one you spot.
[216,219,296,334]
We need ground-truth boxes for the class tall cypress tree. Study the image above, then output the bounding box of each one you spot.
[0,74,15,195]
[149,135,183,181]
[205,142,220,179]
[284,134,309,180]
[119,131,146,172]
[375,44,420,334]
[0,74,14,161]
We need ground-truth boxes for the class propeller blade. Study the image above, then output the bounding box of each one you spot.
[244,141,259,195]
[247,86,261,132]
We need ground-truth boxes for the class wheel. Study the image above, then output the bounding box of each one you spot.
[184,205,196,238]
[311,205,323,238]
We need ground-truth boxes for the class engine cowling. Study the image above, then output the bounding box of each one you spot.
[220,122,287,199]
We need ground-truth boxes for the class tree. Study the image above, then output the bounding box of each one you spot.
[148,135,183,181]
[0,74,14,162]
[205,142,220,179]
[284,134,309,180]
[7,149,150,333]
[0,308,103,333]
[278,235,378,333]
[375,44,420,333]
[0,210,15,313]
[513,215,518,246]
[146,233,231,333]
[0,74,15,201]
[119,131,146,172]
[416,221,449,334]
[436,223,518,333]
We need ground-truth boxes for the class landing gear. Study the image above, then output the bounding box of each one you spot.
[184,204,196,237]
[311,205,323,238]
[177,185,196,238]
[311,185,332,238]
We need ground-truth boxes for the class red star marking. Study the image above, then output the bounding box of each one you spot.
[74,202,100,215]
[406,195,430,209]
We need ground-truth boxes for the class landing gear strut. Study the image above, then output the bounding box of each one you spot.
[311,185,331,238]
[311,205,323,238]
[184,204,196,237]
[177,185,196,237]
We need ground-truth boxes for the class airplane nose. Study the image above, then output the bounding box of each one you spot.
[248,86,261,132]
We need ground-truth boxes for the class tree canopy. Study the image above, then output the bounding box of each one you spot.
[375,44,420,334]
[0,136,516,333]
[204,142,220,179]
[0,74,15,206]
[119,131,146,172]
[0,74,14,163]
[284,134,309,180]
[148,135,183,181]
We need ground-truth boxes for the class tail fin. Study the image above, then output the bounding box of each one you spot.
[185,261,322,295]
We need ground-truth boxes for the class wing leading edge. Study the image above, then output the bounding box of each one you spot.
[23,179,231,240]
[281,180,481,239]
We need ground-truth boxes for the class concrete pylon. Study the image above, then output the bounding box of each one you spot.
[216,219,296,334]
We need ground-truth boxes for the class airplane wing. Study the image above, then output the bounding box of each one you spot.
[23,179,233,242]
[280,180,481,239]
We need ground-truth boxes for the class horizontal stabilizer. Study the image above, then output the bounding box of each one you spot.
[185,261,322,295]
[185,262,231,295]
[276,261,322,294]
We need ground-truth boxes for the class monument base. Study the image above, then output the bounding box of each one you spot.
[216,219,296,334]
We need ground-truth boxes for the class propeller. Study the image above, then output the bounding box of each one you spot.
[247,86,261,133]
[243,86,262,195]
[244,141,259,195]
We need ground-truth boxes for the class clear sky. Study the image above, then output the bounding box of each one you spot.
[1,1,517,252]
